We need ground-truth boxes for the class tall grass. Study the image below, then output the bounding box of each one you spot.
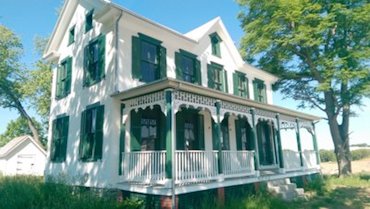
[0,175,143,209]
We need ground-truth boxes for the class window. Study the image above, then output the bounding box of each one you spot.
[209,32,222,57]
[175,49,201,84]
[140,118,157,151]
[85,10,93,33]
[132,33,167,83]
[235,118,253,151]
[176,109,204,150]
[233,71,249,98]
[207,62,228,92]
[68,26,75,45]
[56,57,72,99]
[253,79,267,103]
[83,35,105,86]
[79,103,104,161]
[51,115,69,162]
[130,106,165,151]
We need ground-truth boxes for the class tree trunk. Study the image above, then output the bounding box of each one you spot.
[324,91,352,176]
[15,100,41,145]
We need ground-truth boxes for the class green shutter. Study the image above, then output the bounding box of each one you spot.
[262,84,267,103]
[65,58,72,95]
[176,111,185,150]
[98,35,105,80]
[130,111,141,151]
[233,73,239,96]
[61,116,69,161]
[195,59,201,85]
[94,105,104,160]
[175,52,183,80]
[223,70,228,93]
[83,45,91,86]
[132,36,141,80]
[56,66,61,98]
[159,46,167,79]
[253,81,259,102]
[235,119,242,151]
[197,114,205,150]
[50,119,57,161]
[246,78,250,99]
[207,64,215,89]
[79,110,87,159]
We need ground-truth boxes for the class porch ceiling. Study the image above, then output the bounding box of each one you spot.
[111,78,321,122]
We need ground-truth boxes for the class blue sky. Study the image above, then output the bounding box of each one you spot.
[0,0,369,149]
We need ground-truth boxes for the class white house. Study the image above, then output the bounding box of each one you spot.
[0,135,46,176]
[43,0,321,207]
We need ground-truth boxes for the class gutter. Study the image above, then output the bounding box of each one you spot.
[114,11,124,93]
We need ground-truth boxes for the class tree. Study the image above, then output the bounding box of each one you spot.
[22,36,52,125]
[0,117,45,147]
[237,0,370,176]
[0,24,41,144]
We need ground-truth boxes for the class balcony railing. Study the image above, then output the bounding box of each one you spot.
[283,149,319,172]
[122,151,166,183]
[222,150,255,177]
[175,151,219,184]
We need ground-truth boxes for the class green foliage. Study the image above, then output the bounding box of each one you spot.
[351,149,370,161]
[320,149,336,162]
[0,176,143,209]
[0,117,45,147]
[320,149,370,162]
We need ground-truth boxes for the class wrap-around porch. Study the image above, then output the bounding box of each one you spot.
[116,80,320,190]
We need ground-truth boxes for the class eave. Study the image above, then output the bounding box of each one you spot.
[111,78,321,122]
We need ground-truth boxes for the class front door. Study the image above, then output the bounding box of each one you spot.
[257,121,277,166]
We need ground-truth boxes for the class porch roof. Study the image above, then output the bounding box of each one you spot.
[111,78,321,122]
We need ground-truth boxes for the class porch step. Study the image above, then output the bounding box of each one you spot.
[267,178,304,201]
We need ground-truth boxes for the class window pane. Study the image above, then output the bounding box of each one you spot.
[141,41,157,64]
[141,62,157,82]
[182,56,195,83]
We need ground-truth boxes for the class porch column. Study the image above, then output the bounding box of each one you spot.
[250,108,260,171]
[275,114,284,171]
[295,119,304,167]
[215,100,223,174]
[312,122,320,165]
[119,104,126,175]
[165,90,175,178]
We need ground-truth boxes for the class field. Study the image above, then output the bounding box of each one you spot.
[321,157,370,175]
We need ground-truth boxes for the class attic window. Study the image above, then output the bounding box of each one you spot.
[209,32,222,57]
[85,10,94,33]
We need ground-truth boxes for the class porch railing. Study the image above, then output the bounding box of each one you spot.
[222,151,255,177]
[283,150,302,172]
[175,151,219,184]
[303,150,319,169]
[122,151,166,183]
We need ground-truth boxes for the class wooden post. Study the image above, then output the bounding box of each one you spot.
[296,119,304,167]
[215,100,223,174]
[312,122,321,165]
[276,114,284,169]
[250,108,260,171]
[217,187,225,207]
[165,90,173,178]
[119,104,126,175]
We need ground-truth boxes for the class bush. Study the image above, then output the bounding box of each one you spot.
[0,176,143,209]
[319,150,336,162]
[351,149,370,161]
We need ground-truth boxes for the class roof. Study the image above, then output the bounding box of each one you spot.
[0,135,46,158]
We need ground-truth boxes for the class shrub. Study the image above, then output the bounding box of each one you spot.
[319,150,336,162]
[351,149,370,161]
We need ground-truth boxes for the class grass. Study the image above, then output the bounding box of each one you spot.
[0,174,369,209]
[0,175,143,209]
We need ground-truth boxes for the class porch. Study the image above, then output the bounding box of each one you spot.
[113,78,321,194]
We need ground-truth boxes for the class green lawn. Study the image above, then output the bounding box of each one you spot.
[0,174,369,209]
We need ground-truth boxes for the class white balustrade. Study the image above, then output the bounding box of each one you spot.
[222,151,255,177]
[175,151,219,184]
[122,151,166,183]
[283,150,302,172]
[303,150,319,169]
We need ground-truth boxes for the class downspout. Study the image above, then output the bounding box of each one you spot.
[114,11,123,93]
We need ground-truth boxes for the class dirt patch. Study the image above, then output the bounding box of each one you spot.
[320,157,370,175]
